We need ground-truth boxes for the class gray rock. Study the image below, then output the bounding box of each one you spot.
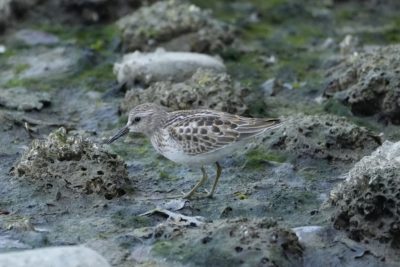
[0,246,111,267]
[13,29,60,46]
[0,236,31,251]
[339,35,360,55]
[15,47,81,80]
[0,47,83,86]
[120,69,247,115]
[0,0,12,31]
[330,141,400,248]
[0,0,41,31]
[0,87,50,111]
[260,78,290,96]
[262,114,381,161]
[116,0,234,53]
[0,45,6,53]
[324,44,400,124]
[133,218,303,267]
[114,49,226,87]
[60,0,140,23]
[11,127,130,200]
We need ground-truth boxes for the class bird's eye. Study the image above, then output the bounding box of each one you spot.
[134,117,141,123]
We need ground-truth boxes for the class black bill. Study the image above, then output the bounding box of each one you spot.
[106,126,129,144]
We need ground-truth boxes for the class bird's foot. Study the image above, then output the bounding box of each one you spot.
[181,190,212,199]
[203,189,214,198]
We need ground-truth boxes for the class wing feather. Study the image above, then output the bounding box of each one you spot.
[166,110,281,155]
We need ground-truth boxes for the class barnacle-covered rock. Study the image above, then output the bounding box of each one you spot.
[133,218,303,267]
[263,114,381,161]
[11,128,129,199]
[0,87,50,111]
[324,45,400,124]
[330,141,400,248]
[116,0,235,53]
[120,69,247,115]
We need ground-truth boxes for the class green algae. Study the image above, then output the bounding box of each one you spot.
[245,149,287,169]
[158,170,177,181]
[111,212,151,228]
[13,63,30,75]
[34,23,120,52]
[3,77,54,91]
[6,23,119,92]
[298,167,319,182]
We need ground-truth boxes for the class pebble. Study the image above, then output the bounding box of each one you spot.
[0,246,111,267]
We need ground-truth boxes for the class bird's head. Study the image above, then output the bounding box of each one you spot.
[107,103,168,144]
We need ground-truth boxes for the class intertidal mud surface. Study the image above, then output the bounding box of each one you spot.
[1,0,400,266]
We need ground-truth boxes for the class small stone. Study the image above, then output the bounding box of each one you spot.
[259,55,277,66]
[260,79,276,96]
[9,47,83,80]
[0,0,12,31]
[339,34,360,55]
[0,45,6,54]
[0,246,111,267]
[0,87,51,111]
[13,29,60,46]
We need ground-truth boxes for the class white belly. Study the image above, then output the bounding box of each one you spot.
[151,133,244,167]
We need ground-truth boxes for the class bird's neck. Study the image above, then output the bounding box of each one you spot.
[144,112,168,137]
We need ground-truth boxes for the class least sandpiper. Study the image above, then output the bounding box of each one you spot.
[107,103,282,199]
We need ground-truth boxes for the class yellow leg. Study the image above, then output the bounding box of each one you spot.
[182,166,208,199]
[206,162,222,198]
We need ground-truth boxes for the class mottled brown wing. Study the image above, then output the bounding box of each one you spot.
[166,111,281,155]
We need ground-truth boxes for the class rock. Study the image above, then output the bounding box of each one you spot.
[13,29,60,46]
[1,216,35,232]
[0,0,12,31]
[260,78,276,96]
[330,141,400,248]
[0,47,85,86]
[0,87,50,111]
[0,246,111,267]
[114,49,226,87]
[0,236,31,250]
[0,0,41,31]
[60,0,143,23]
[324,44,400,124]
[262,114,381,161]
[120,69,247,115]
[339,34,360,55]
[260,78,289,96]
[134,218,303,267]
[0,44,6,53]
[15,47,82,80]
[10,127,130,200]
[116,0,234,53]
[0,47,84,86]
[292,226,324,244]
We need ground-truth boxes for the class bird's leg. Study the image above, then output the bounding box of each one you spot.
[206,162,222,198]
[182,166,208,199]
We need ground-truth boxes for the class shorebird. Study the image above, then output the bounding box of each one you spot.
[107,103,282,199]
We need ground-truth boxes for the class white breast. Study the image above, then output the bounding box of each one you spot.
[150,130,244,167]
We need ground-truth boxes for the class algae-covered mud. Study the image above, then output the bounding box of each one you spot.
[1,0,400,266]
